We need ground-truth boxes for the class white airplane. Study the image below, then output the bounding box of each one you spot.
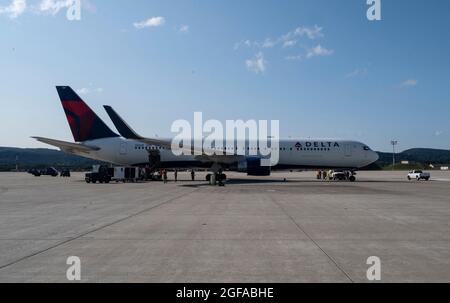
[34,86,379,182]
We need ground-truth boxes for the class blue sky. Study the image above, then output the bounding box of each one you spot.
[0,0,449,152]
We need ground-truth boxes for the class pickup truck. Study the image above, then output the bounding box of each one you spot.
[85,165,112,184]
[407,170,431,181]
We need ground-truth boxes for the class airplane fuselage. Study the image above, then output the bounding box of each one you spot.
[74,137,379,170]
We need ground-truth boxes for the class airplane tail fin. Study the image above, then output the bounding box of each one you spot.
[56,86,119,142]
[103,105,143,140]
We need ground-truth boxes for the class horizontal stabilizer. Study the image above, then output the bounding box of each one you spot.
[32,137,100,154]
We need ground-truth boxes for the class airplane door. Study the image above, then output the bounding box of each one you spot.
[148,150,161,167]
[120,142,127,155]
[344,144,352,157]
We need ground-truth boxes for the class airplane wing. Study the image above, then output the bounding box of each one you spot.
[32,137,100,154]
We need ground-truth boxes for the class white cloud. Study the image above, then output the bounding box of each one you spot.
[246,52,266,74]
[235,25,324,50]
[0,0,27,19]
[76,87,103,95]
[234,40,254,50]
[401,79,418,87]
[285,54,302,61]
[179,25,189,33]
[306,45,334,58]
[261,38,276,48]
[1,0,96,18]
[435,130,444,137]
[39,0,73,15]
[283,40,297,48]
[345,68,368,78]
[134,16,165,29]
[292,25,324,40]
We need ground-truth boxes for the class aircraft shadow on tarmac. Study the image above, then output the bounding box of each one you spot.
[179,178,415,187]
[73,178,418,186]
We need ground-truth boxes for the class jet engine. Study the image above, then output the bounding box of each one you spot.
[238,157,271,176]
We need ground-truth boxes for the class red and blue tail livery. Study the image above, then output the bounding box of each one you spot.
[56,86,119,142]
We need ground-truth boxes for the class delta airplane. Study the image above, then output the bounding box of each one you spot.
[34,86,379,182]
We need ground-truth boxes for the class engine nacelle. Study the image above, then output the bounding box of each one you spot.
[238,157,271,176]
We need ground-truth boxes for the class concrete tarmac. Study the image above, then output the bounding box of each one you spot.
[0,171,449,283]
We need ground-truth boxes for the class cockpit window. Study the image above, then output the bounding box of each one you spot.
[363,146,371,151]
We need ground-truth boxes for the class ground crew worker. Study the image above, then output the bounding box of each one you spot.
[191,170,195,181]
[163,170,168,184]
[174,169,178,182]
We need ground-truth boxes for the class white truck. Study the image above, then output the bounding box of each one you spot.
[407,170,431,181]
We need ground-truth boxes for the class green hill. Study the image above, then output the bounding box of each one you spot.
[0,147,104,171]
[377,148,450,168]
[401,148,450,164]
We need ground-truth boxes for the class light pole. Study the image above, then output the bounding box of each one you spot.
[391,141,398,170]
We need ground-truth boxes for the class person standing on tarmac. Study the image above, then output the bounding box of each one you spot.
[174,169,178,182]
[191,170,195,181]
[163,170,168,184]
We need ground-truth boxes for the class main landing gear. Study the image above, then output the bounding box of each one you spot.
[349,173,356,182]
[206,173,227,186]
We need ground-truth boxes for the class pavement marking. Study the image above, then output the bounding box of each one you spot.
[0,188,198,272]
[269,195,355,283]
[433,178,450,182]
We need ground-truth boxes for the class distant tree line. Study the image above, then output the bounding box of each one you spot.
[0,147,105,172]
[1,147,450,172]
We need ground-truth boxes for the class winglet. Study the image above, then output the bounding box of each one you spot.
[103,106,143,140]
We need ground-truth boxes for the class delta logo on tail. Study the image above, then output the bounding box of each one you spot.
[56,86,118,142]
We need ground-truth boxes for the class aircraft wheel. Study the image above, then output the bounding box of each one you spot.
[349,176,356,182]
